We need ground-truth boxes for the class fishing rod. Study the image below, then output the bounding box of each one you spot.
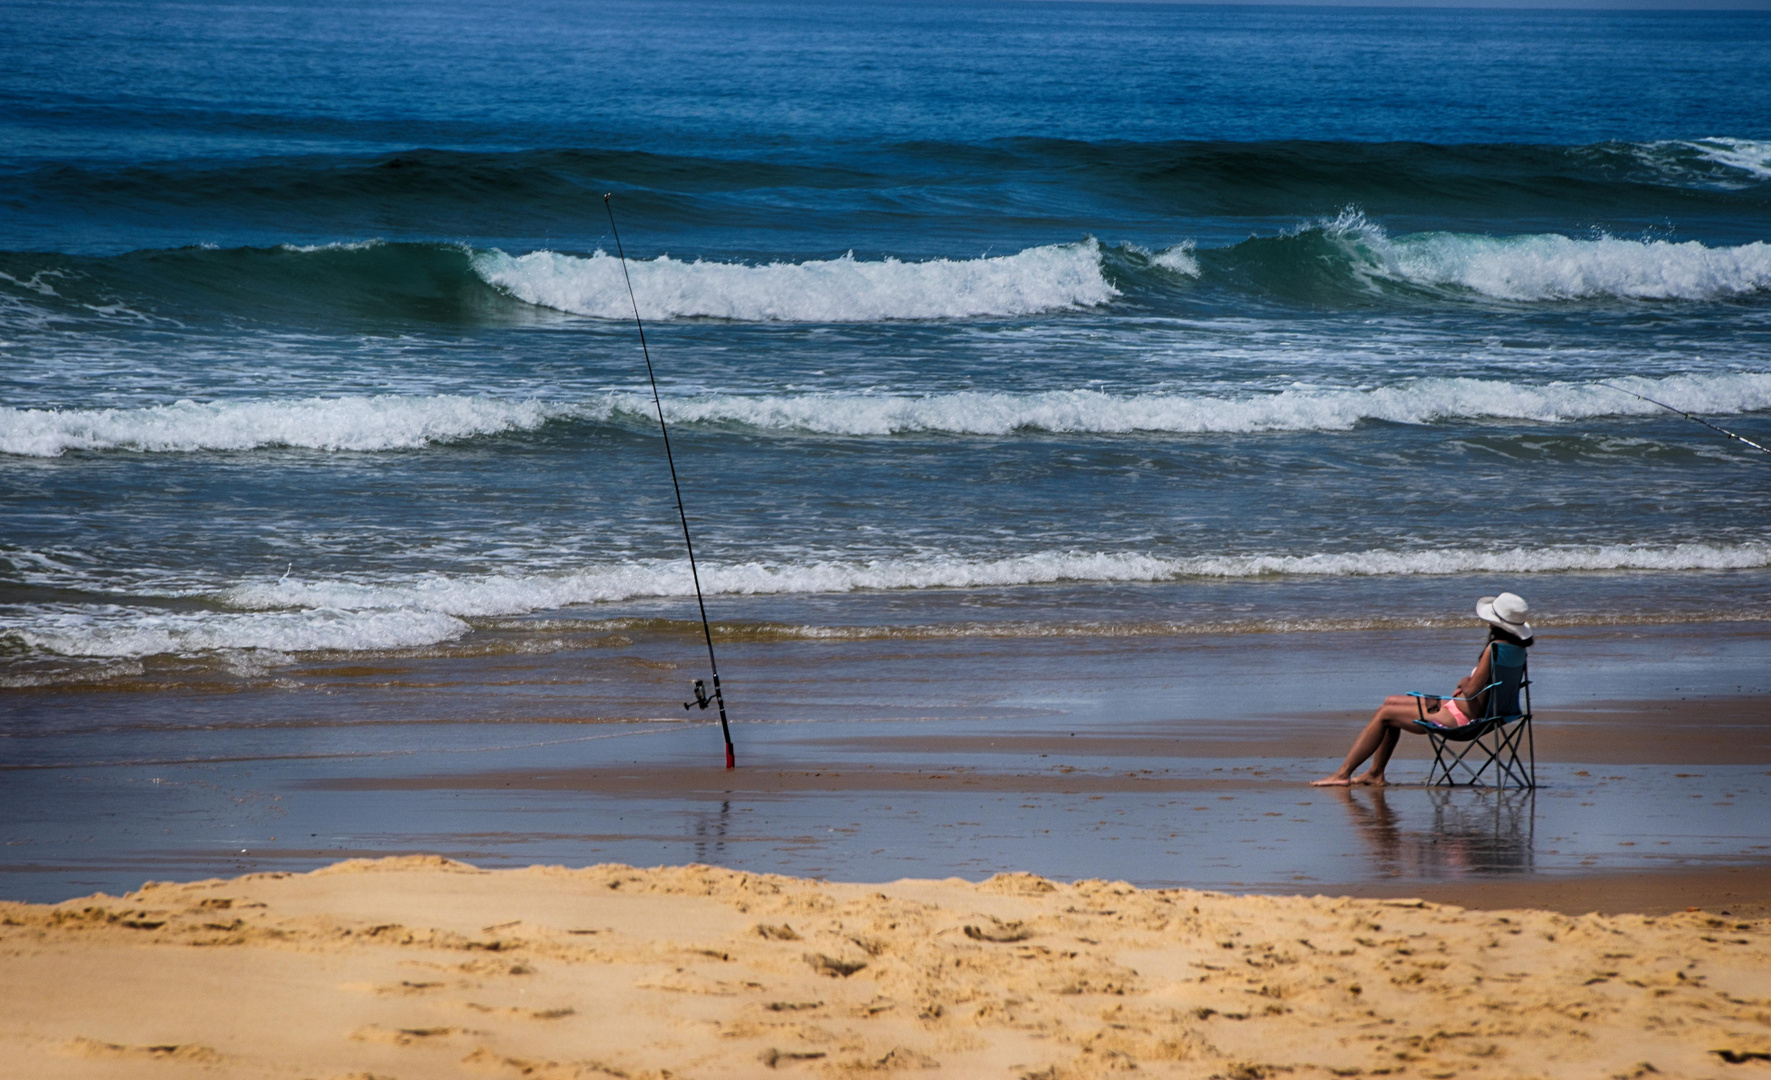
[603,193,736,769]
[1604,382,1771,458]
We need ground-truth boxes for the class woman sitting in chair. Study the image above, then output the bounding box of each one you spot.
[1311,593,1533,787]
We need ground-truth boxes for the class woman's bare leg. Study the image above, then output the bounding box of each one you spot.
[1312,696,1430,786]
[1312,713,1390,786]
[1355,725,1404,785]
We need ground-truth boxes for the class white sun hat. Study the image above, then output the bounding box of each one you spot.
[1476,592,1532,641]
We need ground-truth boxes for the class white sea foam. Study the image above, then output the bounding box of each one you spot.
[472,240,1119,321]
[0,268,130,333]
[275,239,386,253]
[1151,242,1201,276]
[1626,138,1771,190]
[6,372,1769,455]
[12,541,1766,659]
[1323,211,1771,301]
[6,606,470,659]
[0,267,68,298]
[1678,137,1771,182]
[0,394,568,457]
[224,542,1771,619]
[640,373,1771,435]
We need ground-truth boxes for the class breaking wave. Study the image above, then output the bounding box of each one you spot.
[633,373,1771,436]
[6,605,470,659]
[7,372,1769,455]
[473,222,1771,318]
[1285,211,1771,302]
[472,240,1119,321]
[10,541,1767,659]
[0,395,569,456]
[1653,137,1771,184]
[1150,242,1201,276]
[220,542,1771,622]
[6,215,1769,339]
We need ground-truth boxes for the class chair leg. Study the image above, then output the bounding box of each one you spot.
[1452,740,1480,782]
[1509,731,1531,789]
[1484,722,1531,789]
[1425,734,1444,785]
[1466,736,1502,786]
[1427,734,1459,786]
[1435,735,1458,786]
[1444,735,1490,785]
[1442,724,1531,789]
[1496,722,1532,789]
[1430,722,1537,789]
[1482,731,1515,789]
[1430,732,1459,782]
[1491,750,1523,789]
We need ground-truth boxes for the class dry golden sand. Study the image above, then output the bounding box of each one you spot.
[2,857,1768,1080]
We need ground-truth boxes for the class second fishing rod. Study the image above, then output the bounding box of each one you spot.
[604,193,736,770]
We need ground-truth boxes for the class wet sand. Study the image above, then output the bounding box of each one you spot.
[1345,862,1771,920]
[304,698,1771,797]
[4,623,1769,904]
[282,695,1771,919]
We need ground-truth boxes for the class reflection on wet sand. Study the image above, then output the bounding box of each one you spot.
[1336,785,1536,880]
[689,799,732,866]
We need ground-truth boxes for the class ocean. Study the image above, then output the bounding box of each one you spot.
[2,0,1770,900]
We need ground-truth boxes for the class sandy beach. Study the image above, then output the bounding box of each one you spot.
[3,855,1768,1080]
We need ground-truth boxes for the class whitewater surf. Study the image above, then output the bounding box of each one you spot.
[3,1,1769,685]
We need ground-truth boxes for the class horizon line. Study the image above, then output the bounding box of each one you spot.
[1010,0,1771,10]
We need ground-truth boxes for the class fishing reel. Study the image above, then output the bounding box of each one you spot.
[685,678,712,711]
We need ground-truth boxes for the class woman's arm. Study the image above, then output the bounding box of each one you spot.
[1453,645,1494,706]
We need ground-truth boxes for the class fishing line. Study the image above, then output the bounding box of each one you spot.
[1603,382,1771,458]
[603,193,736,769]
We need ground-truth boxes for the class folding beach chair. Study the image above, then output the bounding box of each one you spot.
[1408,641,1534,789]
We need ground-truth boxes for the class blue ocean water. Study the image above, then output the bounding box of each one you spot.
[3,0,1771,680]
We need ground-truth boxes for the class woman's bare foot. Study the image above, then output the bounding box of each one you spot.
[1310,775,1354,787]
[1352,772,1388,786]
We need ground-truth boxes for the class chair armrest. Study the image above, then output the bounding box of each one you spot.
[1406,691,1458,726]
[1411,680,1501,701]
